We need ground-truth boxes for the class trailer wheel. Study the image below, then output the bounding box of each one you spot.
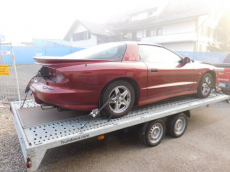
[144,120,166,147]
[168,113,187,138]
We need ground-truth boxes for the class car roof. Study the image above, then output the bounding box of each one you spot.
[123,41,162,47]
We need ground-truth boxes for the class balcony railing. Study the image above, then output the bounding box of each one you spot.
[141,32,198,44]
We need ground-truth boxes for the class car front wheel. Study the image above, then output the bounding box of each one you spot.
[100,80,135,118]
[196,73,213,98]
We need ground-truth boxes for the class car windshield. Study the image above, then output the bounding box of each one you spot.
[224,54,230,63]
[65,42,126,60]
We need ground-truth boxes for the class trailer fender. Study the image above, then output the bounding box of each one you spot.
[184,110,191,118]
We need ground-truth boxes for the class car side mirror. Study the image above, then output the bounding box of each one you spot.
[184,57,191,64]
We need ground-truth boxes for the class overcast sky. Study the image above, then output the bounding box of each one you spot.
[0,0,169,43]
[0,0,228,44]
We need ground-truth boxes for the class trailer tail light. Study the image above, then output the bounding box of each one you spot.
[97,135,105,140]
[26,161,31,168]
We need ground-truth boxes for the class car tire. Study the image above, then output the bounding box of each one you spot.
[145,120,166,147]
[167,113,187,138]
[196,73,213,98]
[100,80,135,118]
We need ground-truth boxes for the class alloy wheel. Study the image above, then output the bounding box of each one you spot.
[109,86,131,113]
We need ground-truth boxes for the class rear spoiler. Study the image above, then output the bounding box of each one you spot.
[33,56,116,68]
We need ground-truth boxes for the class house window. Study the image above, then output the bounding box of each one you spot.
[156,28,162,36]
[148,8,158,17]
[73,31,91,42]
[146,29,155,37]
[130,15,138,21]
[138,13,147,20]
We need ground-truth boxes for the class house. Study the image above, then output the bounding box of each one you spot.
[107,0,225,52]
[64,19,116,48]
[64,0,225,52]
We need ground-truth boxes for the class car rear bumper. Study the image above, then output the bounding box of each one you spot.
[30,82,98,111]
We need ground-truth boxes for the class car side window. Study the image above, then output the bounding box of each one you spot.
[139,45,181,63]
[224,54,230,63]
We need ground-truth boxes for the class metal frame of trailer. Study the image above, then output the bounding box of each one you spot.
[10,93,230,171]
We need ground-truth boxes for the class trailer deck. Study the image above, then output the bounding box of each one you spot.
[10,93,230,171]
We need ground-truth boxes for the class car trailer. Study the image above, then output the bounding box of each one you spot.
[10,93,230,171]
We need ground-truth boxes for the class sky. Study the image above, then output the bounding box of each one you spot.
[0,0,169,44]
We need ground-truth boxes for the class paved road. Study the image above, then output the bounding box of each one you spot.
[0,101,230,172]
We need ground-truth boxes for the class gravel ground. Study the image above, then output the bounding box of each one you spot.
[0,101,230,172]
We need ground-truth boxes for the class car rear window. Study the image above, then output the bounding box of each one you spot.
[65,42,126,60]
[224,54,230,63]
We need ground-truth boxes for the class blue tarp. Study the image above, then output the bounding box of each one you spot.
[33,38,70,47]
[0,46,84,64]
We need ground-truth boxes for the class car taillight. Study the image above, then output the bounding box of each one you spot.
[48,68,68,83]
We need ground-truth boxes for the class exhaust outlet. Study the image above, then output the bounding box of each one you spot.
[57,106,71,112]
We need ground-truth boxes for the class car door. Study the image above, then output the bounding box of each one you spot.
[139,45,196,100]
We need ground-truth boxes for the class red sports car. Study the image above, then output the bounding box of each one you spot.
[30,42,219,118]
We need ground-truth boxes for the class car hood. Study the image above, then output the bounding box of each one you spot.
[193,60,213,65]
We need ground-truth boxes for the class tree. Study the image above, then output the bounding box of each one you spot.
[208,11,230,52]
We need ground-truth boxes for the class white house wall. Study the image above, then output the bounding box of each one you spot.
[163,21,196,35]
[161,42,195,52]
[75,24,88,33]
[137,31,143,38]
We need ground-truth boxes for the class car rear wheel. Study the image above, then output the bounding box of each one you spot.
[196,73,213,98]
[100,80,135,118]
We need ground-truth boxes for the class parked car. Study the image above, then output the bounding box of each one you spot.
[213,53,230,95]
[30,42,219,118]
